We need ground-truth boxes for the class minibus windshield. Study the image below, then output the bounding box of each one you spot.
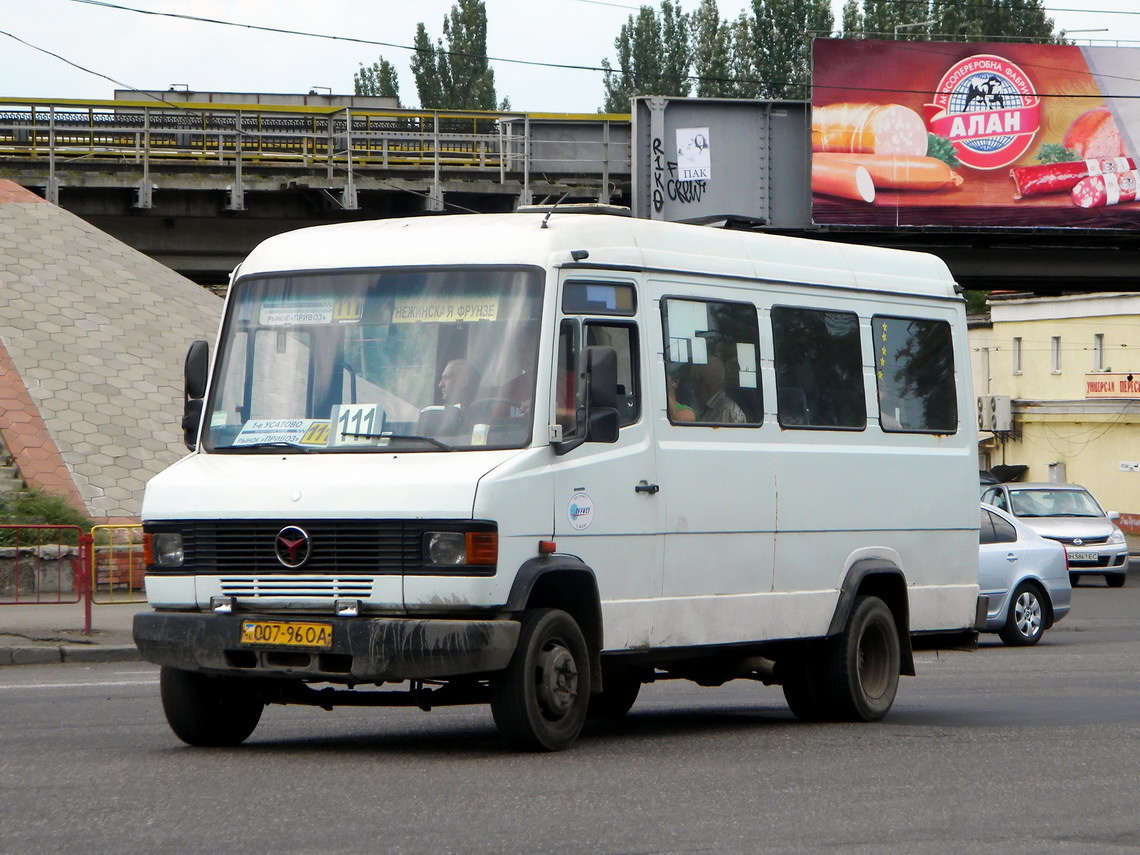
[204,267,545,452]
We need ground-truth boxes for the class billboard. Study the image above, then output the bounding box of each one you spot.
[811,39,1140,229]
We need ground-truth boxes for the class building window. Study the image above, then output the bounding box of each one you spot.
[1094,333,1105,371]
[1012,337,1022,374]
[1051,336,1062,374]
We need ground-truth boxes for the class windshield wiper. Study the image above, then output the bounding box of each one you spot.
[338,432,453,451]
[214,441,316,453]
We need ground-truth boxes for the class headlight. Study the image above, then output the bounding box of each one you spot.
[1110,527,1126,544]
[149,532,184,567]
[423,531,498,566]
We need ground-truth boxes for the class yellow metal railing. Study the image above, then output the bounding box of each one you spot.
[89,524,146,604]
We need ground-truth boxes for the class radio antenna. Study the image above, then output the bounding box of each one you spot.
[540,191,572,229]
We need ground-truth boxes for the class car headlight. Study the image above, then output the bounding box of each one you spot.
[423,531,498,566]
[148,532,184,567]
[1110,527,1126,544]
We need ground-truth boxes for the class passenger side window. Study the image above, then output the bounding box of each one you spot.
[661,298,761,426]
[556,320,580,440]
[979,509,997,544]
[771,306,865,429]
[983,488,1008,511]
[872,316,957,433]
[991,512,1017,544]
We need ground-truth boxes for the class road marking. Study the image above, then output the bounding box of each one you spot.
[0,679,158,691]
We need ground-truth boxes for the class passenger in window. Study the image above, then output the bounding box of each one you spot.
[667,368,696,423]
[691,356,746,423]
[501,325,540,416]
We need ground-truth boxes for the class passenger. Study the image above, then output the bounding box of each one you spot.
[667,368,696,423]
[500,325,540,416]
[691,356,746,423]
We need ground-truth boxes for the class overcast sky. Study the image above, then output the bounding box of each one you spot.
[1,0,1138,113]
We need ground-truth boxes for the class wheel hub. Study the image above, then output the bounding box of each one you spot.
[536,643,578,716]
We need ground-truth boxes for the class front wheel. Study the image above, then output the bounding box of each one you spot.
[1105,572,1126,588]
[159,666,264,746]
[490,609,591,751]
[998,582,1046,646]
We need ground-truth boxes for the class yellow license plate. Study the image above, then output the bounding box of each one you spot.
[240,620,333,649]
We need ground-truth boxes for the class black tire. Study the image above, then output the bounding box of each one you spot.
[587,665,642,720]
[1105,572,1126,588]
[781,661,830,722]
[1069,573,1081,587]
[159,666,264,747]
[490,609,591,751]
[820,595,901,722]
[998,582,1046,646]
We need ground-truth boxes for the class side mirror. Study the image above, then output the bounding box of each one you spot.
[584,346,618,409]
[183,340,209,450]
[555,345,620,455]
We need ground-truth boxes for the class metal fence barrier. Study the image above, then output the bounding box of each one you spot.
[0,525,89,606]
[89,524,146,604]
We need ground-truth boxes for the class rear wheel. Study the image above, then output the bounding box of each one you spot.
[783,596,900,722]
[1105,572,1126,588]
[998,582,1046,646]
[821,595,901,721]
[159,666,263,746]
[490,609,591,751]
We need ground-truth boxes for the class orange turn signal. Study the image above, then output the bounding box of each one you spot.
[465,532,498,565]
[538,540,557,555]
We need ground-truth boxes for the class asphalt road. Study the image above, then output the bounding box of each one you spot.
[2,576,1137,855]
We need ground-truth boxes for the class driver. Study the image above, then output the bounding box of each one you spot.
[439,358,481,411]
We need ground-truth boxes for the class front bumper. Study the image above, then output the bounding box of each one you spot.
[133,611,520,683]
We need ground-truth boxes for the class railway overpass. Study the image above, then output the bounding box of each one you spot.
[2,94,1139,293]
[0,96,632,286]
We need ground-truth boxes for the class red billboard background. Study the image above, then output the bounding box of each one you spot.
[811,39,1140,229]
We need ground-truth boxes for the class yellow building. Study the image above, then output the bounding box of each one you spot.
[970,292,1140,536]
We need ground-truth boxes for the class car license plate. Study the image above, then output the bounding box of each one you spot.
[1068,551,1099,562]
[240,620,333,649]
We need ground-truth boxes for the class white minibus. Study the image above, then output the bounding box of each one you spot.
[134,212,982,751]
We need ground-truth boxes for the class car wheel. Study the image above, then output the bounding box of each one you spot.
[998,582,1046,646]
[781,656,830,722]
[1105,572,1126,588]
[490,609,591,751]
[159,666,264,746]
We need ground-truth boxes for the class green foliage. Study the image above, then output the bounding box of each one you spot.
[965,290,989,314]
[847,0,1059,42]
[926,134,961,168]
[411,0,498,110]
[602,1,692,112]
[354,59,401,100]
[0,489,92,546]
[1036,143,1080,164]
[355,0,499,110]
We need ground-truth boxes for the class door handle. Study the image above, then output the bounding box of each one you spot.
[635,481,660,494]
[1006,552,1018,561]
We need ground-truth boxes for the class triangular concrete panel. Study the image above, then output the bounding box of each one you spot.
[0,180,222,521]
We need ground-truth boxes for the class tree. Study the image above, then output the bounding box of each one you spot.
[410,0,497,110]
[356,0,499,110]
[354,59,400,100]
[601,1,692,113]
[744,0,834,99]
[692,0,735,97]
[840,0,1059,42]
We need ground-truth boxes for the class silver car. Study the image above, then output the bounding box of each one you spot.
[981,482,1129,588]
[979,504,1072,645]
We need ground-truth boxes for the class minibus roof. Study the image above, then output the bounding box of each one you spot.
[236,213,959,300]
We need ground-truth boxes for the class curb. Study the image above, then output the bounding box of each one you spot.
[0,645,141,666]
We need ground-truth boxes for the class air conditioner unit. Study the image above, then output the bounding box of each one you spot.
[977,395,1012,432]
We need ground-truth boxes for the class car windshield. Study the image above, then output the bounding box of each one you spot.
[1009,489,1104,518]
[204,266,545,452]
